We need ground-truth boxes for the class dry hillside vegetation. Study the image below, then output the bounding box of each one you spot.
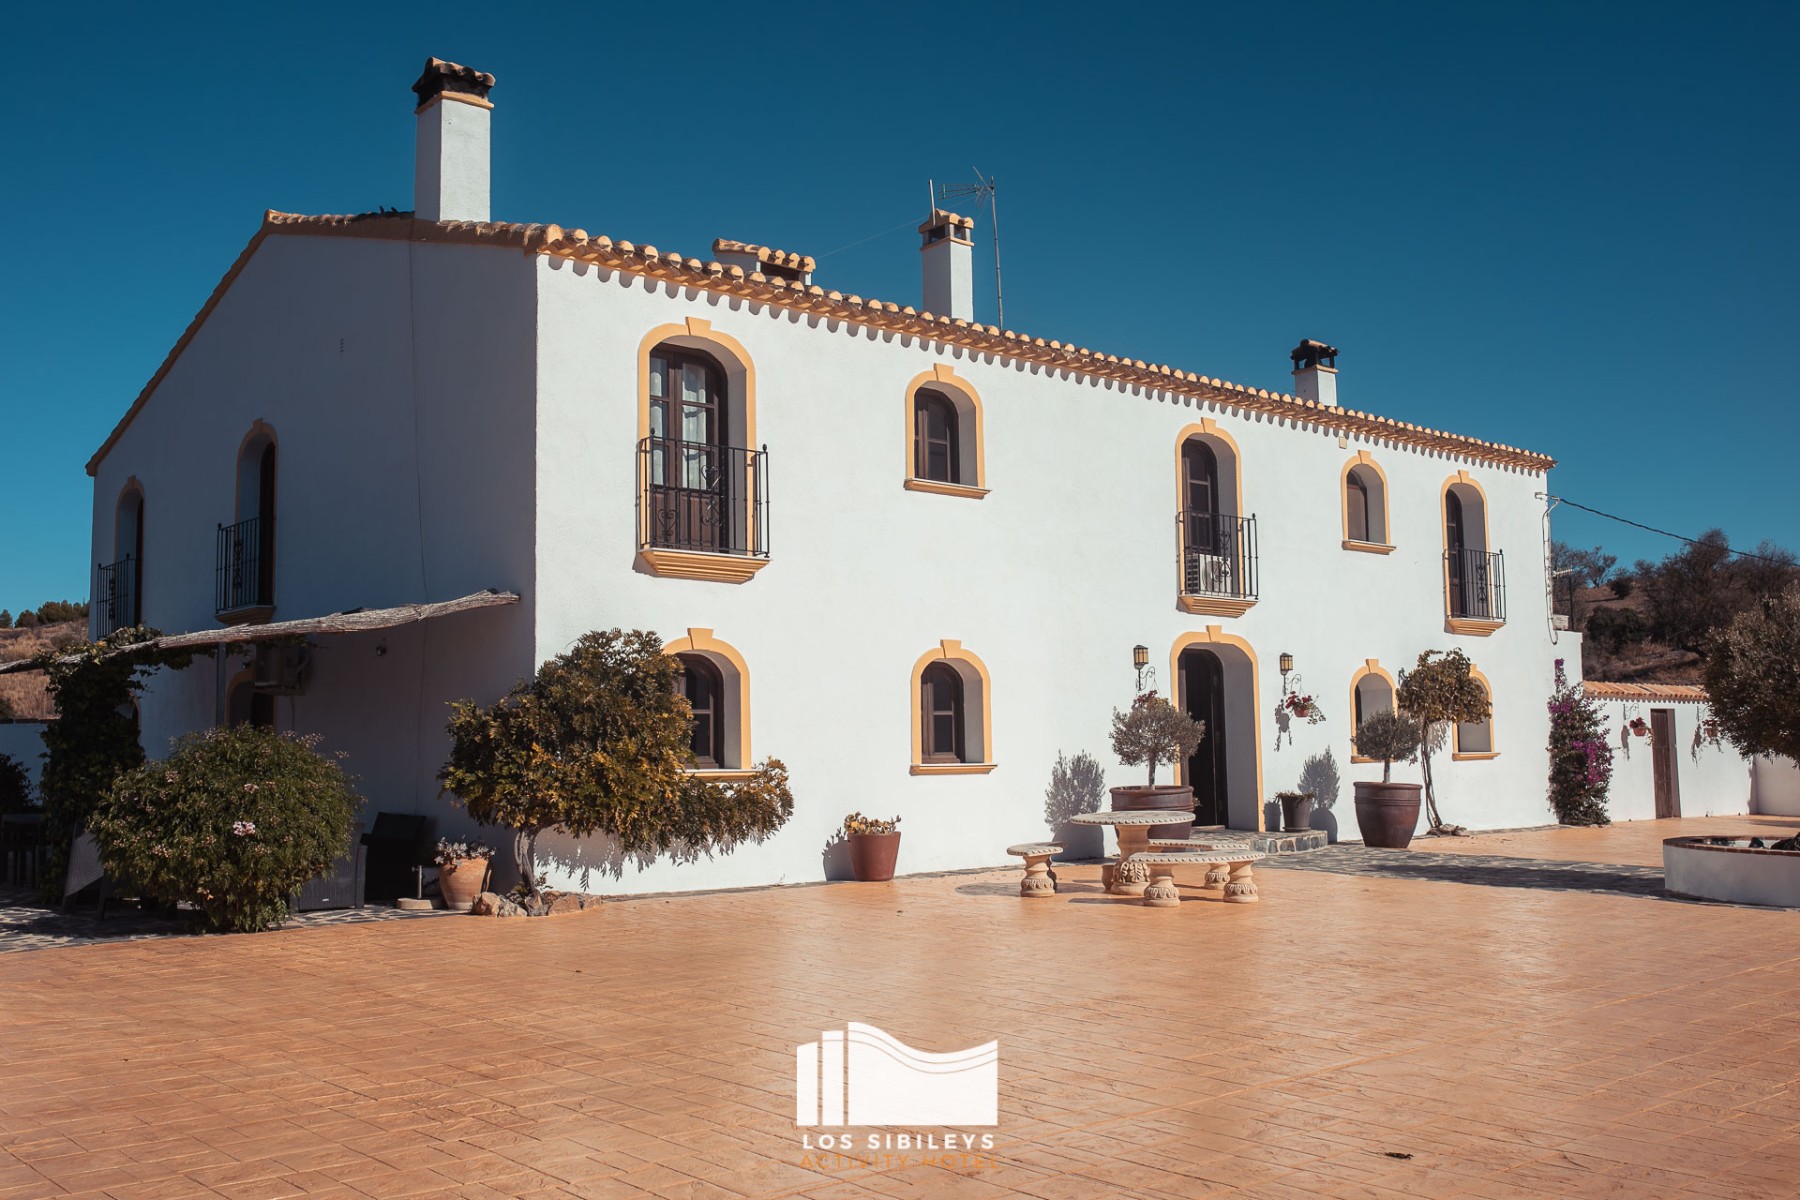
[0,621,82,721]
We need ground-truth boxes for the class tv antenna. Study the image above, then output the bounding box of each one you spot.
[933,169,1005,328]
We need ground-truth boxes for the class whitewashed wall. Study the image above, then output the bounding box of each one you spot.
[1752,755,1800,816]
[532,257,1566,891]
[0,722,48,793]
[1593,698,1754,822]
[89,233,540,829]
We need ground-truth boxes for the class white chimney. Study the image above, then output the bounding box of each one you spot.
[411,58,495,224]
[919,208,974,321]
[1290,339,1339,407]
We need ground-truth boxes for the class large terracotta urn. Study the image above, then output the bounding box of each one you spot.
[848,832,902,882]
[1353,782,1423,849]
[1109,785,1194,842]
[438,857,491,909]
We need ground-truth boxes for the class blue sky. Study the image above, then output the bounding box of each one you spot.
[2,2,1795,613]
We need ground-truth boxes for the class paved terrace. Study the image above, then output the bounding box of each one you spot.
[1,814,1797,1199]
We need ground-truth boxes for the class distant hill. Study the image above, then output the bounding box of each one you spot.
[0,621,84,721]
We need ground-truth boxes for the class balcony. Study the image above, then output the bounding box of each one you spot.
[216,516,274,624]
[1445,547,1505,635]
[94,556,138,636]
[636,437,770,583]
[1177,511,1258,617]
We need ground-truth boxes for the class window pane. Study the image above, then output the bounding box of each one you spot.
[1347,479,1369,542]
[650,355,668,399]
[932,714,957,755]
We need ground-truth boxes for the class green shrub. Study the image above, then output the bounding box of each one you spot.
[441,629,795,904]
[0,753,32,813]
[91,727,360,933]
[1353,711,1422,782]
[1109,691,1205,786]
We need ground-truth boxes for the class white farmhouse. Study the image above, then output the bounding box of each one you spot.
[84,59,1573,893]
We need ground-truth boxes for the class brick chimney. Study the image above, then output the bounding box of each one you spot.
[411,58,495,223]
[1290,339,1339,407]
[919,208,974,321]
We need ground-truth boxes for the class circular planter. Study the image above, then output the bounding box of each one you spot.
[1110,785,1195,841]
[1279,794,1315,834]
[438,857,491,910]
[1353,782,1422,849]
[848,832,901,882]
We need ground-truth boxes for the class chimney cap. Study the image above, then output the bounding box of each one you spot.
[412,57,496,108]
[1290,339,1339,370]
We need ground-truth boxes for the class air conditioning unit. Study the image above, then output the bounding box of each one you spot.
[1185,552,1234,597]
[254,642,311,695]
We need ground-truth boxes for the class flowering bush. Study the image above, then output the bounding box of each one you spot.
[1110,691,1206,785]
[434,837,495,866]
[841,812,900,837]
[1546,660,1613,826]
[89,726,360,932]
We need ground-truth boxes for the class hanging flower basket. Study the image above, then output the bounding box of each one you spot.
[1279,691,1327,725]
[1627,716,1651,742]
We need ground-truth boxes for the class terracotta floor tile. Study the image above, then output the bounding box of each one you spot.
[3,816,1799,1198]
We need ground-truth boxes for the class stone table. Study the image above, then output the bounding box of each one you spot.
[1071,809,1197,896]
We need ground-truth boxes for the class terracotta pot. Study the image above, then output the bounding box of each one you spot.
[1354,782,1423,849]
[848,832,901,882]
[438,857,491,909]
[1109,785,1195,841]
[1280,795,1314,834]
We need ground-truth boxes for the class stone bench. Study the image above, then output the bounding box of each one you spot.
[1126,848,1266,907]
[1005,843,1063,897]
[1146,836,1252,889]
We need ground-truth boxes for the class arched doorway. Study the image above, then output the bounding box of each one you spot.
[1180,647,1230,827]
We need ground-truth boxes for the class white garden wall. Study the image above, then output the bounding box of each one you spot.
[1594,697,1753,822]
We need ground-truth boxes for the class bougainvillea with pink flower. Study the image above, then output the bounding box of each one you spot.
[1545,659,1613,826]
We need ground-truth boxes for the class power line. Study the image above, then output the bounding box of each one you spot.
[1545,494,1794,567]
[814,216,921,261]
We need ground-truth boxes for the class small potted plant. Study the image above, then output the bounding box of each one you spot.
[1352,711,1424,849]
[1274,790,1315,834]
[1109,691,1207,839]
[841,812,902,882]
[434,837,494,911]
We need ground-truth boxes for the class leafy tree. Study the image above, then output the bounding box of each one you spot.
[1352,711,1421,783]
[0,610,12,629]
[1583,606,1650,657]
[1703,583,1800,764]
[1546,659,1613,826]
[1109,691,1205,786]
[32,600,88,625]
[0,753,32,814]
[33,627,170,897]
[440,629,795,907]
[1634,530,1797,657]
[1396,650,1490,834]
[1552,541,1617,629]
[16,611,38,629]
[93,727,359,932]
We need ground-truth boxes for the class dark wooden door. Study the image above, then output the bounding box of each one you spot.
[1182,648,1229,827]
[1445,490,1467,616]
[1651,709,1680,818]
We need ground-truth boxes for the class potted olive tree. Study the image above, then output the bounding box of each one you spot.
[1397,649,1490,836]
[1352,710,1424,848]
[1109,691,1206,840]
[839,812,902,882]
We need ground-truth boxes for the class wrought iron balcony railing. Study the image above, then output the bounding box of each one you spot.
[216,516,273,615]
[637,437,769,558]
[1177,511,1259,601]
[1446,547,1505,622]
[95,555,138,635]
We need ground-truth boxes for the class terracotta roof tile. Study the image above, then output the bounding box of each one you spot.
[88,211,1559,474]
[1581,681,1709,702]
[712,239,815,275]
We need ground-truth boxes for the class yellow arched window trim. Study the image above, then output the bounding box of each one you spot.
[1452,666,1500,760]
[902,364,989,498]
[1348,658,1398,764]
[664,628,756,779]
[908,639,996,774]
[1341,451,1394,553]
[1167,626,1265,831]
[1173,419,1255,617]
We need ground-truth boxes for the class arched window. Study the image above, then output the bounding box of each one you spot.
[101,482,144,633]
[675,653,725,769]
[1443,473,1501,626]
[1348,660,1398,762]
[661,629,752,773]
[913,389,960,484]
[908,640,995,773]
[920,662,965,764]
[221,426,277,617]
[1341,454,1392,550]
[1454,673,1496,757]
[1175,423,1255,614]
[902,366,987,497]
